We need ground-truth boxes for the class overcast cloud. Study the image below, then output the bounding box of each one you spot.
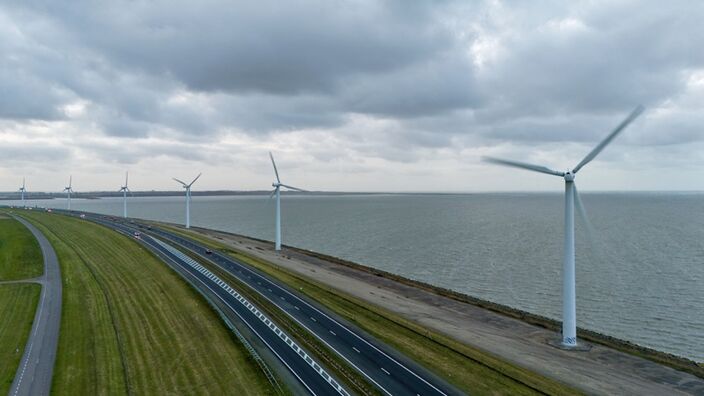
[1,0,703,192]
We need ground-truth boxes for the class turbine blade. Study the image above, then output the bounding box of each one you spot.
[268,189,276,200]
[573,105,644,173]
[125,171,129,186]
[69,175,72,188]
[574,184,595,239]
[483,156,564,177]
[269,152,281,183]
[280,184,307,192]
[573,183,605,268]
[173,177,187,186]
[188,173,202,187]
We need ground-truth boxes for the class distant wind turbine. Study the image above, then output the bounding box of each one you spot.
[173,173,201,228]
[63,176,74,210]
[483,105,644,348]
[119,172,131,218]
[268,152,306,251]
[19,178,26,207]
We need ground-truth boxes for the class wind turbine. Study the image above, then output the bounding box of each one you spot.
[63,176,74,210]
[19,178,26,207]
[483,105,644,348]
[119,172,131,218]
[268,152,306,251]
[173,173,201,228]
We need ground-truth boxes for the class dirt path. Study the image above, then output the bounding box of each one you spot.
[192,227,704,396]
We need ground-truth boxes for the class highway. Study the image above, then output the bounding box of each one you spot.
[9,215,62,396]
[82,212,459,396]
[84,213,350,396]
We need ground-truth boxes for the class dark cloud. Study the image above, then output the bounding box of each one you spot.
[0,1,703,191]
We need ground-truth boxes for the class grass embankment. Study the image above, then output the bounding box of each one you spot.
[0,217,43,280]
[162,224,579,395]
[0,283,41,394]
[18,212,277,395]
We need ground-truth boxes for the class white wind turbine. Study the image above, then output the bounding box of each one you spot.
[483,105,644,348]
[268,152,306,251]
[119,172,131,218]
[19,178,26,207]
[63,176,74,210]
[173,173,201,228]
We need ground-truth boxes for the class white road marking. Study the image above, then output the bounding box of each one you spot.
[382,368,390,375]
[353,347,361,353]
[330,330,336,336]
[14,282,46,396]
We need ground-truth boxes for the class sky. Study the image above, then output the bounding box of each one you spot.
[1,0,703,192]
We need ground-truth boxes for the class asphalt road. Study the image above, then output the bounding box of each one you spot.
[9,215,62,396]
[86,214,350,396]
[79,212,459,396]
[149,226,458,396]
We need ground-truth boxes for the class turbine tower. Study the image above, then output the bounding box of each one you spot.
[173,173,201,228]
[19,178,26,207]
[63,176,74,210]
[483,105,644,348]
[119,172,131,218]
[268,152,306,251]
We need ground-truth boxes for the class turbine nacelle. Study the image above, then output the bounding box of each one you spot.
[563,171,575,182]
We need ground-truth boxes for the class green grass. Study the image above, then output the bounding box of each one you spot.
[0,283,41,395]
[0,217,43,281]
[18,212,277,395]
[162,224,580,395]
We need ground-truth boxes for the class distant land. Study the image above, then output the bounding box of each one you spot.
[0,190,383,200]
[2,190,701,201]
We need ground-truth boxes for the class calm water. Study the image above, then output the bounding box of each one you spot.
[10,193,704,362]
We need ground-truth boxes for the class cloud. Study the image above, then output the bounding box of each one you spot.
[0,0,703,191]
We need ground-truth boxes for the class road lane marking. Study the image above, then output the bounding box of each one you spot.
[150,237,349,396]
[145,228,395,396]
[381,368,390,375]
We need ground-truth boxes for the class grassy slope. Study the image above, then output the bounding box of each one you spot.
[0,217,43,280]
[20,212,275,395]
[0,283,41,395]
[164,224,580,396]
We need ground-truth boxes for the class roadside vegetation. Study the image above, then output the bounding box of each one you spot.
[0,283,41,395]
[0,215,43,280]
[18,212,277,395]
[161,223,580,395]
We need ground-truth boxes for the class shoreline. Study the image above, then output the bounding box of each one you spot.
[169,223,704,395]
[191,224,704,371]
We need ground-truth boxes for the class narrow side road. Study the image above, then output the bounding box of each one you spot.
[9,215,62,396]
